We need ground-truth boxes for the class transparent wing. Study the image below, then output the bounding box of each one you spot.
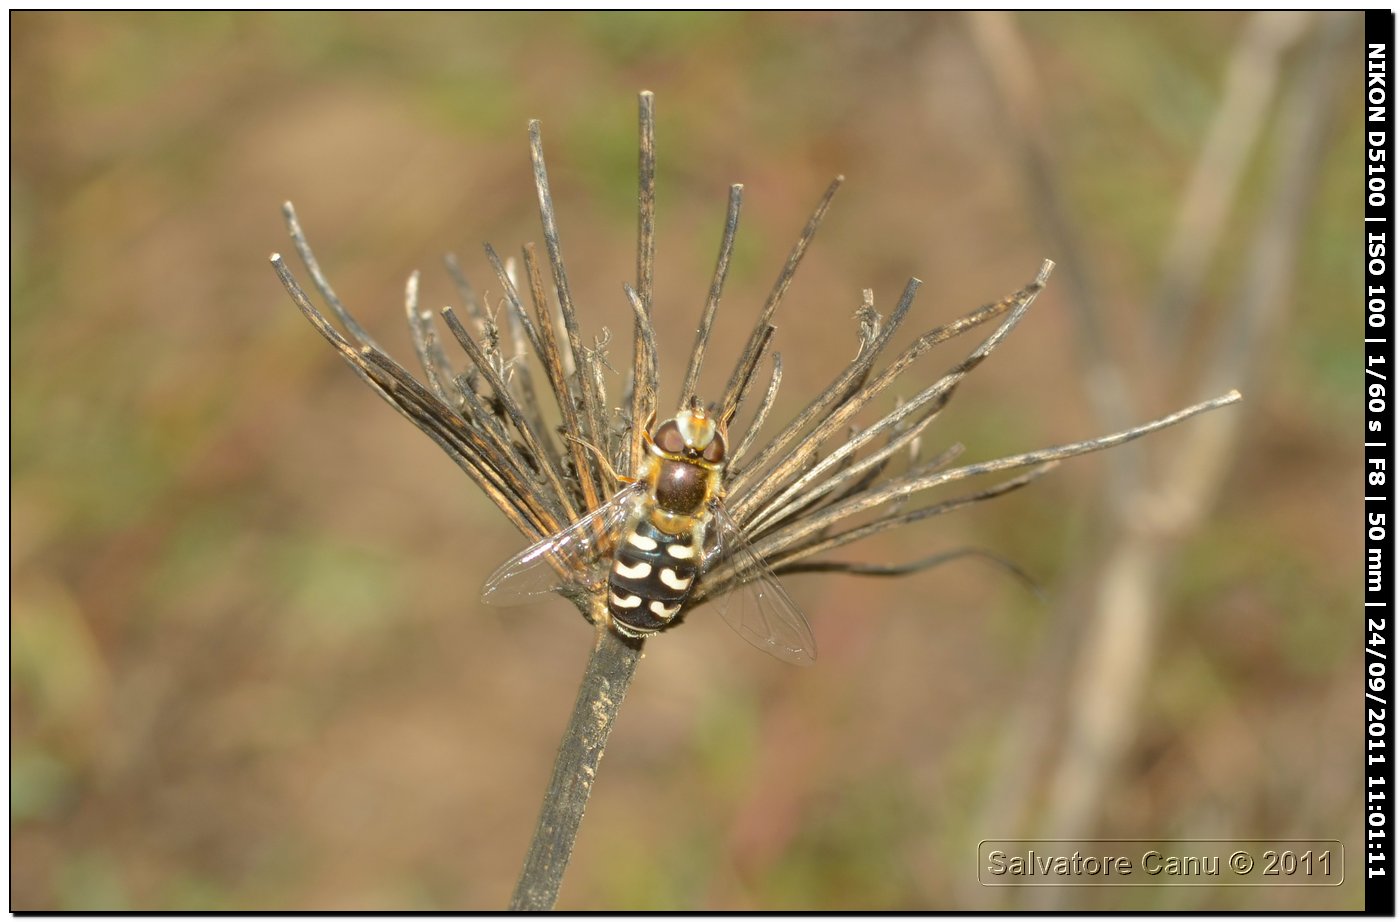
[480,483,644,607]
[703,505,817,666]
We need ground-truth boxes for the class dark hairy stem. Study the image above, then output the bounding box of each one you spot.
[509,628,644,911]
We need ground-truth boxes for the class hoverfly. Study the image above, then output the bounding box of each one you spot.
[480,402,817,665]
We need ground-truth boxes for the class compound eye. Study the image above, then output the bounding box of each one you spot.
[702,431,726,463]
[654,420,685,454]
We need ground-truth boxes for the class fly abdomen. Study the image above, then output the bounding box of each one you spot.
[607,514,701,637]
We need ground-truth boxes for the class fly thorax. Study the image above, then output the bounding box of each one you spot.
[653,458,711,515]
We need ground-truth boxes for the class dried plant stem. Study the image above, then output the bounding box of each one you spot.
[728,353,782,467]
[702,390,1241,599]
[509,628,644,911]
[719,177,843,421]
[522,242,605,517]
[681,184,744,408]
[629,91,657,478]
[529,119,611,510]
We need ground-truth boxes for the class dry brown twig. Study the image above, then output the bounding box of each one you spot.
[272,90,1240,910]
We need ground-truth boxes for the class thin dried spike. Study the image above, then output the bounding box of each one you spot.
[362,355,548,539]
[480,243,557,464]
[728,277,922,501]
[719,176,843,415]
[442,307,578,523]
[403,271,458,405]
[493,251,559,464]
[504,336,553,472]
[834,442,966,509]
[749,296,1024,534]
[513,382,556,476]
[528,119,609,478]
[272,254,381,390]
[275,255,502,509]
[623,284,658,461]
[272,253,522,511]
[484,243,548,364]
[823,394,919,501]
[803,420,865,499]
[357,345,555,529]
[681,184,744,406]
[565,327,608,485]
[749,390,1243,569]
[521,244,575,424]
[389,397,540,537]
[446,361,516,454]
[720,324,775,429]
[629,92,658,478]
[728,352,782,470]
[731,264,1053,523]
[524,243,604,514]
[582,329,613,430]
[355,340,511,479]
[360,353,558,540]
[443,251,489,327]
[268,251,541,537]
[502,258,532,363]
[748,383,957,534]
[755,436,867,535]
[766,467,1054,576]
[699,464,1054,600]
[897,443,973,487]
[551,289,576,379]
[775,443,1001,561]
[774,547,1043,598]
[635,90,656,310]
[375,369,512,494]
[281,203,384,353]
[906,421,923,468]
[774,557,945,576]
[273,227,547,545]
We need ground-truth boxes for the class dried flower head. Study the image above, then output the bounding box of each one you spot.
[272,95,1235,638]
[270,90,1239,909]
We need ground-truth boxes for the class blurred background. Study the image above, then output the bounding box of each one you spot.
[11,11,1363,910]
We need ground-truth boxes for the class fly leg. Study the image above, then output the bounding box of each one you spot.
[564,434,636,487]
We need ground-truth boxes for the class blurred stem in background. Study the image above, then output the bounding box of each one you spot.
[963,11,1355,909]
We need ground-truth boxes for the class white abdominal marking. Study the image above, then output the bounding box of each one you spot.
[659,568,693,591]
[610,591,642,609]
[614,560,652,579]
[666,543,695,559]
[649,600,682,618]
[627,533,658,551]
